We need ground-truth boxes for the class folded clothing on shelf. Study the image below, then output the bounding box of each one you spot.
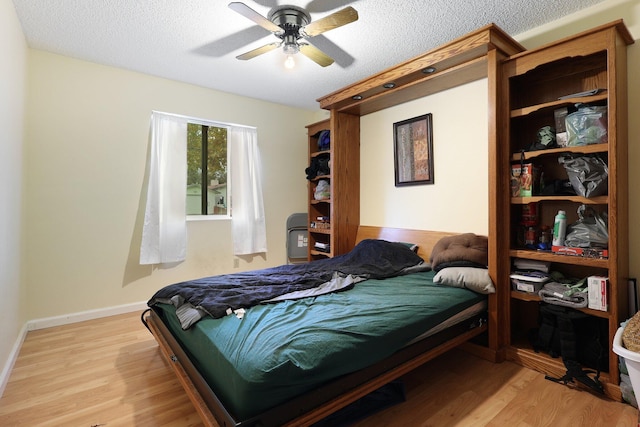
[538,281,588,308]
[513,258,551,273]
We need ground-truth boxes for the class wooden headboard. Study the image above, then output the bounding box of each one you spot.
[355,226,457,263]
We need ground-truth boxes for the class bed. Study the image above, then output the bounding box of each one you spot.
[142,226,493,426]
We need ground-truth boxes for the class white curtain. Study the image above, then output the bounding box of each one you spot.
[230,126,267,255]
[139,112,188,265]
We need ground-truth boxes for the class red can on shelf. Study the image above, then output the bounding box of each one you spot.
[521,202,538,226]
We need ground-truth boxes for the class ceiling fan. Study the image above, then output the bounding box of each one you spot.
[228,2,358,68]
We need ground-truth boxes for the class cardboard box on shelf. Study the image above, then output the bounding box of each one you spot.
[511,163,540,197]
[551,245,609,259]
[588,276,608,311]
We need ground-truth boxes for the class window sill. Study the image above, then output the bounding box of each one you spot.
[187,215,231,222]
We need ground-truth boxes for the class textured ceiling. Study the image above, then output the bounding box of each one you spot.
[12,0,606,110]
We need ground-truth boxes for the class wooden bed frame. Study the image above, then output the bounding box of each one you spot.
[143,226,492,426]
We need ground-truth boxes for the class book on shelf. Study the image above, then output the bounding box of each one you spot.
[314,242,330,252]
[310,221,330,229]
[513,258,550,273]
[509,270,551,283]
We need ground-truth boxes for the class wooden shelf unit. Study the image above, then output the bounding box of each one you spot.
[306,116,360,260]
[497,20,633,399]
[306,119,332,260]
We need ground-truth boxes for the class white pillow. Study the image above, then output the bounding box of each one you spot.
[433,267,495,294]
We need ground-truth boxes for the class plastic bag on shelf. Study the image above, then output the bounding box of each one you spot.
[314,179,330,200]
[558,154,608,198]
[566,104,607,146]
[564,205,608,248]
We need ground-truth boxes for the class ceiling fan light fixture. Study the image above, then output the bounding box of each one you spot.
[283,41,300,56]
[284,55,296,69]
[283,40,298,69]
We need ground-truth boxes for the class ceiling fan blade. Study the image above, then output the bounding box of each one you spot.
[301,6,358,38]
[299,43,334,67]
[228,2,282,33]
[236,42,280,60]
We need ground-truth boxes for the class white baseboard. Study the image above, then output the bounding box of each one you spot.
[0,301,148,397]
[26,301,148,331]
[0,323,28,398]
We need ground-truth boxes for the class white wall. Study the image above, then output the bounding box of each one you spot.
[0,0,28,390]
[24,51,316,320]
[361,79,488,235]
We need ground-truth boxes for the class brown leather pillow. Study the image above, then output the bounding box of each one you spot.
[429,233,488,272]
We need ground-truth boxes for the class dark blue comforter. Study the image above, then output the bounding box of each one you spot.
[148,239,425,321]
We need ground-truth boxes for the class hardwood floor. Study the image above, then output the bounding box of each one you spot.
[0,311,636,426]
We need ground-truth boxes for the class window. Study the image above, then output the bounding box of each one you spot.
[186,123,229,216]
[141,111,265,263]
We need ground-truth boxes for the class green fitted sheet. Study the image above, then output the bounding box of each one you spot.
[155,270,485,420]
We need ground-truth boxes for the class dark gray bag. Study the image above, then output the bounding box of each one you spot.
[564,205,608,248]
[558,154,608,198]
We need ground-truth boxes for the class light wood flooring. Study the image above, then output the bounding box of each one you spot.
[0,311,636,426]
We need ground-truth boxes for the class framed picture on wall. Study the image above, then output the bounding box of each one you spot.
[393,113,434,186]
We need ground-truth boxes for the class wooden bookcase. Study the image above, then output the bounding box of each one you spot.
[306,115,360,260]
[497,21,633,398]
